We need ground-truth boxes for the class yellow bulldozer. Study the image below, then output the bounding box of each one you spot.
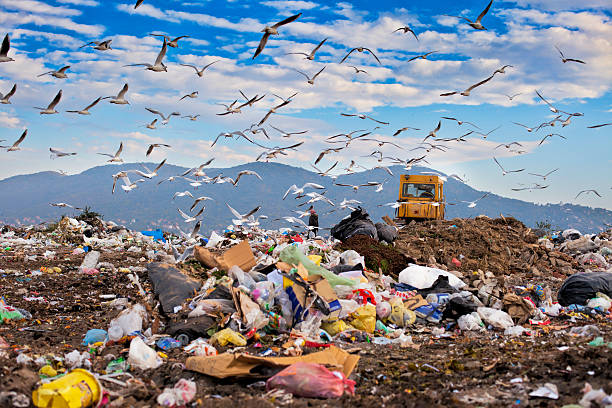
[394,174,445,224]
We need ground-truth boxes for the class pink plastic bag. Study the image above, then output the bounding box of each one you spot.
[266,362,356,398]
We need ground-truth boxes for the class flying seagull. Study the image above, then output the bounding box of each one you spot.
[294,66,326,85]
[146,107,180,124]
[554,45,585,64]
[461,192,490,208]
[423,121,442,141]
[50,202,81,210]
[0,129,27,151]
[0,34,14,62]
[180,60,219,77]
[258,99,291,126]
[0,84,16,104]
[340,113,389,124]
[229,170,263,187]
[143,118,158,129]
[226,203,261,222]
[495,142,523,150]
[493,157,524,176]
[283,182,325,199]
[190,196,214,212]
[447,0,493,30]
[133,159,166,179]
[575,189,601,199]
[340,47,381,65]
[535,90,560,113]
[34,90,62,114]
[173,191,194,199]
[407,51,437,62]
[441,117,480,128]
[146,143,171,156]
[270,125,308,137]
[253,13,302,59]
[38,66,70,79]
[393,126,420,136]
[538,133,566,145]
[178,207,204,223]
[505,92,522,101]
[348,65,368,74]
[103,83,129,105]
[150,33,190,48]
[49,148,76,159]
[587,123,611,129]
[440,73,497,96]
[66,97,102,115]
[180,91,198,101]
[528,168,559,180]
[393,26,418,40]
[80,40,112,51]
[286,38,327,60]
[182,114,200,121]
[124,38,168,72]
[97,142,124,163]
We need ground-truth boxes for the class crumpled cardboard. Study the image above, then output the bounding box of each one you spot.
[185,346,359,379]
[195,240,256,271]
[503,293,535,324]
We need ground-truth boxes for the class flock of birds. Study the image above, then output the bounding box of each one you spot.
[1,0,611,235]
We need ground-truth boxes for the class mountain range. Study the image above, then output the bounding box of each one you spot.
[0,162,610,234]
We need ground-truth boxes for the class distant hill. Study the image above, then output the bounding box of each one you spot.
[0,162,610,234]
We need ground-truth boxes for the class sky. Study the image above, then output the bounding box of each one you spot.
[0,0,611,210]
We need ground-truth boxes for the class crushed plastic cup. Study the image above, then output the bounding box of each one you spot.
[32,369,102,408]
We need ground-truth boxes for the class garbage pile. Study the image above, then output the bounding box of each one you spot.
[0,213,610,407]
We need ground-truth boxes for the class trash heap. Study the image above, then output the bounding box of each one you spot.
[0,211,610,407]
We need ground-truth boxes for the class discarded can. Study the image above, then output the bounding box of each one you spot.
[32,368,102,408]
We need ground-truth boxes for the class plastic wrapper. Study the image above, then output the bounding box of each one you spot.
[209,328,247,347]
[188,299,235,317]
[128,337,163,370]
[228,265,256,291]
[157,379,197,407]
[108,303,147,341]
[279,245,356,288]
[458,312,483,331]
[349,304,376,333]
[321,319,349,336]
[477,307,514,329]
[266,362,356,398]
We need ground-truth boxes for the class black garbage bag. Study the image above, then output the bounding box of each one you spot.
[165,316,215,341]
[376,223,398,244]
[147,263,201,314]
[557,272,612,306]
[442,296,478,320]
[417,275,458,296]
[330,207,378,241]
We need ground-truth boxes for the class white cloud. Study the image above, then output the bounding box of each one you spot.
[0,0,81,16]
[261,1,319,12]
[505,0,612,11]
[0,112,21,128]
[0,10,104,36]
[57,0,100,6]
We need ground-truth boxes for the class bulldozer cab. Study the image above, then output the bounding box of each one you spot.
[395,174,445,222]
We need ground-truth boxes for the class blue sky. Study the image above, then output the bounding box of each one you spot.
[0,0,611,210]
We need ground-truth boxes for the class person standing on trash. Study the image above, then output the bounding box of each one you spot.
[308,206,319,238]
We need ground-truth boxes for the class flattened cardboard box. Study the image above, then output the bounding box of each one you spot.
[195,240,256,271]
[185,345,359,379]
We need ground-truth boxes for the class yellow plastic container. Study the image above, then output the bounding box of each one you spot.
[307,255,322,266]
[32,369,102,408]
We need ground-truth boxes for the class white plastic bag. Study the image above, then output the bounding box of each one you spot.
[108,304,147,341]
[128,337,162,370]
[398,264,466,290]
[477,307,514,329]
[458,312,483,331]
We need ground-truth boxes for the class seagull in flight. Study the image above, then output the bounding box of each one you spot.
[495,142,523,149]
[504,92,522,101]
[50,202,81,210]
[80,40,112,51]
[440,73,497,96]
[182,114,200,121]
[493,157,524,176]
[146,143,171,156]
[0,84,16,104]
[423,121,442,141]
[258,99,291,126]
[146,107,180,125]
[283,182,325,199]
[447,0,493,30]
[348,66,368,74]
[461,192,490,208]
[49,148,76,159]
[124,38,168,72]
[103,83,129,105]
[253,13,302,59]
[66,97,102,115]
[173,191,193,199]
[38,66,70,79]
[311,162,338,178]
[575,190,601,199]
[35,90,62,114]
[393,126,420,136]
[226,203,261,223]
[143,118,158,129]
[528,168,558,180]
[150,33,189,48]
[535,90,560,113]
[286,38,327,60]
[180,91,198,101]
[441,117,480,128]
[0,34,14,62]
[340,47,381,65]
[554,45,585,64]
[407,51,437,62]
[190,196,214,212]
[133,159,166,179]
[340,113,389,124]
[393,26,418,40]
[1,129,27,151]
[270,125,307,138]
[229,170,263,187]
[180,60,220,77]
[538,133,566,145]
[294,66,326,85]
[97,142,124,163]
[178,207,204,223]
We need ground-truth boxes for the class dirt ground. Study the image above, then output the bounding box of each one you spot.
[0,220,611,407]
